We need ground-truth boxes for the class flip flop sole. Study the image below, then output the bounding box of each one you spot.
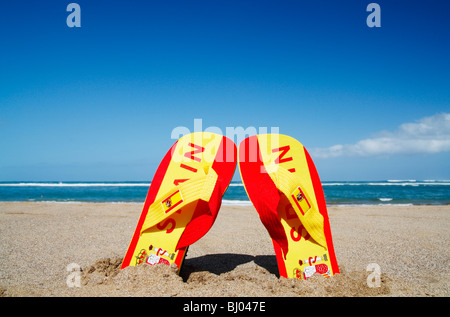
[238,134,339,279]
[122,132,236,273]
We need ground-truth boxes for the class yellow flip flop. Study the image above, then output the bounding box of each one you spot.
[238,134,339,279]
[121,132,237,273]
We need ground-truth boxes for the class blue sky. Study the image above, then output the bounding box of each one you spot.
[0,0,449,181]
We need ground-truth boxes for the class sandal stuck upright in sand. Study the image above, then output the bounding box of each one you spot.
[121,132,236,273]
[238,134,339,279]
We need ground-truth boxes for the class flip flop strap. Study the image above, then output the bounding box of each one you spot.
[140,169,219,235]
[267,166,327,249]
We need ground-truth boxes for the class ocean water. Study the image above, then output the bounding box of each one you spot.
[0,180,449,206]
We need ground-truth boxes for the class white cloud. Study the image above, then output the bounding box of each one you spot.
[310,113,450,158]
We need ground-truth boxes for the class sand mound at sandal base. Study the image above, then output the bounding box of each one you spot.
[73,256,393,297]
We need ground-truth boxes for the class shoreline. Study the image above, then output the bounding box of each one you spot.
[0,200,449,207]
[0,202,448,296]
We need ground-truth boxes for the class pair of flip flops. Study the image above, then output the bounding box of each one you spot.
[121,132,339,280]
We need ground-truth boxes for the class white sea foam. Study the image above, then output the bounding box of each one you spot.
[2,181,449,187]
[10,199,252,205]
[5,199,424,207]
[28,199,253,206]
[222,199,252,206]
[378,198,393,202]
[22,200,143,204]
[0,183,150,187]
[322,182,450,186]
[332,203,414,207]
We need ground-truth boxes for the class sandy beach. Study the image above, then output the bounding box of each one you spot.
[0,202,448,297]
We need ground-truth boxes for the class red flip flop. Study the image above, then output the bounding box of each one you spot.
[238,134,339,279]
[121,132,236,273]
